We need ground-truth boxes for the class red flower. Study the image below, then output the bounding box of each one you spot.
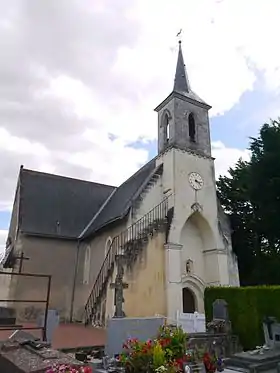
[83,367,92,373]
[175,357,184,369]
[159,337,171,347]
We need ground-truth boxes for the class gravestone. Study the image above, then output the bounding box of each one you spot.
[105,316,165,357]
[0,307,16,325]
[225,316,280,373]
[263,316,280,349]
[9,329,38,342]
[263,317,277,348]
[208,299,231,334]
[224,348,280,373]
[37,309,59,344]
[213,299,229,321]
[0,338,85,373]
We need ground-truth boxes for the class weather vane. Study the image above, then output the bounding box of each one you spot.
[176,29,183,43]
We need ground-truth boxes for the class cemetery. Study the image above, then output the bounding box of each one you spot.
[0,284,279,372]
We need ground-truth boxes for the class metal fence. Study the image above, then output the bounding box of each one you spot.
[0,271,51,341]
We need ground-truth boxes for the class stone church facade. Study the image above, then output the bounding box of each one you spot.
[3,42,239,324]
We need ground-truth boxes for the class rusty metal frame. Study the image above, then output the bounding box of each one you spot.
[0,271,51,341]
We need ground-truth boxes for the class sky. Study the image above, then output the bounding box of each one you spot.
[1,0,280,253]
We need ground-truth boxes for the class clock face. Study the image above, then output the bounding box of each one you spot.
[189,172,204,190]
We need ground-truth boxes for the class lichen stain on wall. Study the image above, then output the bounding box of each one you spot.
[123,232,167,318]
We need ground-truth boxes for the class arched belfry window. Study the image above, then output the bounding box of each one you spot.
[188,113,196,142]
[161,111,171,146]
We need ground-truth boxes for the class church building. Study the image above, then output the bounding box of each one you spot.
[2,42,239,325]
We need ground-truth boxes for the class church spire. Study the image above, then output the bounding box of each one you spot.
[154,40,211,114]
[173,41,191,94]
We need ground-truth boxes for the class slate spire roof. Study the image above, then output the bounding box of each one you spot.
[173,40,209,106]
[154,41,211,111]
[173,40,191,94]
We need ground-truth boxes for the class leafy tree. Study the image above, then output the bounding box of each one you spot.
[217,120,280,285]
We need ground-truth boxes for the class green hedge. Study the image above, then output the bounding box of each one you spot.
[204,286,280,350]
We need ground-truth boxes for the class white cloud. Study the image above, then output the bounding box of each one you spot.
[0,230,7,255]
[0,0,280,213]
[212,141,250,178]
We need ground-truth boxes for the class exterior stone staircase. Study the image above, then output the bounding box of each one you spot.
[131,164,163,219]
[84,196,170,326]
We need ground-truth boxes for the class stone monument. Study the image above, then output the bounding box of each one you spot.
[0,335,85,372]
[224,316,280,373]
[207,299,231,334]
[105,316,165,357]
[263,316,280,349]
[37,309,59,344]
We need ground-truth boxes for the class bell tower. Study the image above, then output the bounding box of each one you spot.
[155,41,212,158]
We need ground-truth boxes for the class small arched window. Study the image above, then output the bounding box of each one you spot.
[83,245,91,285]
[163,113,170,145]
[188,113,196,142]
[105,237,112,258]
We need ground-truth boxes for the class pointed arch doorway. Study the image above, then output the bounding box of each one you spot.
[182,287,196,313]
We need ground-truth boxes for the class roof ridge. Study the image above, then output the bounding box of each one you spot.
[79,156,158,239]
[78,187,118,239]
[21,167,116,189]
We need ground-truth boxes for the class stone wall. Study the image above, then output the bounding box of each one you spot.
[74,220,127,321]
[105,230,167,320]
[123,231,167,318]
[8,233,77,322]
[187,332,242,358]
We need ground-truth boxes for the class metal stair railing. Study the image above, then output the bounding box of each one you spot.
[84,196,170,325]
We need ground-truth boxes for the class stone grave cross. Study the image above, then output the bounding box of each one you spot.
[110,255,128,318]
[14,251,30,273]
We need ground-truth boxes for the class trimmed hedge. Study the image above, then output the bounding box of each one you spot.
[204,286,280,350]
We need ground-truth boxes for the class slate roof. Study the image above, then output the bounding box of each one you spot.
[154,41,211,112]
[79,157,158,239]
[16,157,159,240]
[19,168,116,239]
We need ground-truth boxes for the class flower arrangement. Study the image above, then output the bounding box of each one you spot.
[119,325,203,373]
[46,364,92,373]
[206,320,230,334]
[203,352,224,373]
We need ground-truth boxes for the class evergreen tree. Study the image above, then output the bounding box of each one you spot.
[217,120,280,285]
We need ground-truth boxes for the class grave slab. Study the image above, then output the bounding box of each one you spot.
[224,348,280,373]
[0,338,84,372]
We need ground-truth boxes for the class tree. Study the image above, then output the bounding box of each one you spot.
[217,120,280,285]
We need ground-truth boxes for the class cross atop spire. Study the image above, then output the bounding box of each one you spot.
[173,40,191,94]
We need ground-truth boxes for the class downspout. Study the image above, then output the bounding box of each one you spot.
[70,239,80,322]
